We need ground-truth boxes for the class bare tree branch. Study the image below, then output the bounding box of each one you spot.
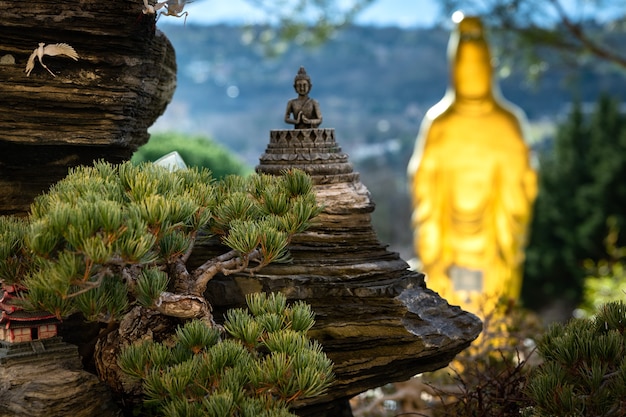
[548,0,626,68]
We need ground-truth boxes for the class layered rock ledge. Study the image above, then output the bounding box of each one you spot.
[0,0,176,215]
[0,338,121,417]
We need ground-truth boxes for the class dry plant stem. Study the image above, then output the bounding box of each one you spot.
[66,269,111,299]
[180,230,197,264]
[170,258,193,293]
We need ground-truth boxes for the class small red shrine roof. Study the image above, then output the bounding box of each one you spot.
[1,310,58,328]
[0,289,19,313]
[0,283,58,328]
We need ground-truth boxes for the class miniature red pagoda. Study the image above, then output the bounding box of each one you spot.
[0,283,59,344]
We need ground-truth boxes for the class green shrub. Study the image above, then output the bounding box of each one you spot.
[132,132,251,178]
[524,301,626,417]
[118,292,334,417]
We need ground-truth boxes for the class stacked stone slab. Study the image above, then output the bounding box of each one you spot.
[202,128,483,416]
[0,0,176,216]
[0,337,121,417]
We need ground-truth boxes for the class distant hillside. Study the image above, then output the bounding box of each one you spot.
[153,23,626,166]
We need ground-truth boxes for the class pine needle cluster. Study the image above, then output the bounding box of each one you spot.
[524,301,626,417]
[0,161,321,323]
[118,292,334,417]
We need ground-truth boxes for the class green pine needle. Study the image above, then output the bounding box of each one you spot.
[117,341,154,380]
[135,268,169,307]
[175,320,222,354]
[280,169,314,197]
[224,308,262,347]
[246,292,288,317]
[287,301,315,332]
[221,220,262,255]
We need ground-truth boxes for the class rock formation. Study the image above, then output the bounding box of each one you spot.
[0,338,121,417]
[0,0,176,216]
[199,128,483,416]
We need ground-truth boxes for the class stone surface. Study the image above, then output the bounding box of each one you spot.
[196,128,483,416]
[0,0,176,216]
[0,1,175,414]
[0,338,121,417]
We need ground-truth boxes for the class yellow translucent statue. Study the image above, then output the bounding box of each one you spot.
[407,14,537,315]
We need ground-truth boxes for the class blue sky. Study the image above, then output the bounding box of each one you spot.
[162,0,619,28]
[175,0,441,27]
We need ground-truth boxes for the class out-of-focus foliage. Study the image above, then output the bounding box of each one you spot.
[239,0,376,55]
[132,132,251,178]
[523,94,626,310]
[238,0,626,73]
[577,218,626,318]
[440,0,626,75]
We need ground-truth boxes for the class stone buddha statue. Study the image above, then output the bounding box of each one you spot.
[284,66,323,129]
[407,13,537,314]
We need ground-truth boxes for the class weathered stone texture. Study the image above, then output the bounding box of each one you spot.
[0,0,176,216]
[0,339,121,417]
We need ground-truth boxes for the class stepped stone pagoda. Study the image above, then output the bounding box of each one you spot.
[200,67,483,416]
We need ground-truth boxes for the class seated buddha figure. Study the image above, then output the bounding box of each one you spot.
[284,66,322,129]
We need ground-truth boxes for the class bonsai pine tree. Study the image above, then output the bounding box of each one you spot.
[118,292,334,417]
[0,160,322,391]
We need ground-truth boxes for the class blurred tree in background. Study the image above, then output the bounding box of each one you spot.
[238,0,626,73]
[522,95,626,311]
[432,1,626,74]
[236,0,375,55]
[132,132,251,178]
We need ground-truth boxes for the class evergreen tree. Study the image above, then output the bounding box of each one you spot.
[0,160,322,399]
[523,95,626,309]
[119,292,333,417]
[524,301,626,416]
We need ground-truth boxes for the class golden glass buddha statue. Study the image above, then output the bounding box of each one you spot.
[407,13,537,315]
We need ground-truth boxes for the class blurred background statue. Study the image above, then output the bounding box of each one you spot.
[407,13,537,316]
